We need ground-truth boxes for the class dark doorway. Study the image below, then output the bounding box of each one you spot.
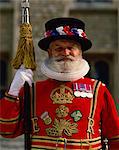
[94,61,109,87]
[0,60,7,88]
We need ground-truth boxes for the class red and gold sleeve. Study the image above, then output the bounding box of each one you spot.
[0,90,24,138]
[101,86,119,149]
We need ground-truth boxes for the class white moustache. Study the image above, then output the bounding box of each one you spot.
[51,55,81,62]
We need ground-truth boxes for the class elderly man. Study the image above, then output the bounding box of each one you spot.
[0,18,119,150]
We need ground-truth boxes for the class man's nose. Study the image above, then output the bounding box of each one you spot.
[62,48,71,55]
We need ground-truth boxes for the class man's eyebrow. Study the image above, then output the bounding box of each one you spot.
[50,44,61,48]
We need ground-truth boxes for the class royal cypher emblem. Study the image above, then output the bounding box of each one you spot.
[50,85,75,104]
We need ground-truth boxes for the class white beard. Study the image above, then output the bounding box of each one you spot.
[41,57,90,81]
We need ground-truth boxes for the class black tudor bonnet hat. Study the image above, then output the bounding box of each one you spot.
[38,17,92,51]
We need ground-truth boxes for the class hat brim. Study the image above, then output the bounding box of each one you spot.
[38,35,92,51]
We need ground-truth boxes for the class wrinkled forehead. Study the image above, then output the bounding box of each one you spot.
[49,39,82,49]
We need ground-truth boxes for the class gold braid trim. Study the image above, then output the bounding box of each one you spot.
[0,131,15,135]
[87,80,101,139]
[0,115,20,124]
[12,23,36,70]
[108,135,119,141]
[5,92,19,102]
[32,135,101,145]
[31,136,102,149]
[31,145,101,150]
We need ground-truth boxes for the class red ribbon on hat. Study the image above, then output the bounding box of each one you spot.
[81,32,87,39]
[63,26,74,35]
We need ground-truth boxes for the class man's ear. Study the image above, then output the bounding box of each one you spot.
[48,49,52,57]
[80,49,83,56]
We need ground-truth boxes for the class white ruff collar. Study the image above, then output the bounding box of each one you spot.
[41,59,90,81]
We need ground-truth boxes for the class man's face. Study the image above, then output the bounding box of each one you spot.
[47,39,83,73]
[48,39,82,60]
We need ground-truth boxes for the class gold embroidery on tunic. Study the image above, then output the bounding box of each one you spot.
[87,117,94,134]
[50,85,74,104]
[31,117,40,133]
[46,119,78,137]
[71,110,82,122]
[56,105,69,118]
[40,111,52,125]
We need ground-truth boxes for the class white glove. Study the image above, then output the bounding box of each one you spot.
[8,65,33,96]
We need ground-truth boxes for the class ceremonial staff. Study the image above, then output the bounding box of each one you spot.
[12,0,36,149]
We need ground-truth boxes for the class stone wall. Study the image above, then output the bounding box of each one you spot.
[0,4,14,89]
[0,7,13,53]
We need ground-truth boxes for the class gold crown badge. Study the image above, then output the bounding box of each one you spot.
[50,85,75,104]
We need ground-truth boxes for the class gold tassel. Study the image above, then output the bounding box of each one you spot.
[12,23,36,70]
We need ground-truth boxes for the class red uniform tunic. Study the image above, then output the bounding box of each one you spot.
[0,78,119,149]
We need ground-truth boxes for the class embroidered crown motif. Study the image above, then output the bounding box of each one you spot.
[50,85,75,104]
